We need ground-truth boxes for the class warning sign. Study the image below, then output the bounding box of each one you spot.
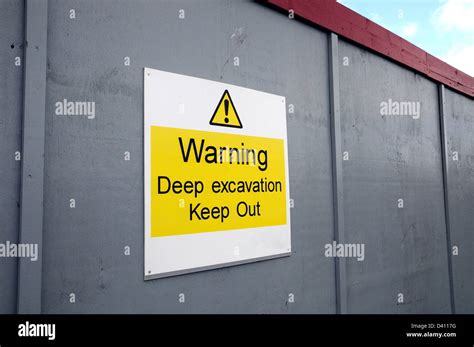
[209,90,243,128]
[144,68,291,279]
[151,127,286,237]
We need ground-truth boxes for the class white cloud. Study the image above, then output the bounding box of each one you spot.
[441,44,474,76]
[432,0,474,32]
[398,9,404,19]
[369,12,382,22]
[401,23,418,37]
[432,0,474,76]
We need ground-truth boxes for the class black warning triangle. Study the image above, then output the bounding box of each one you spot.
[209,90,243,129]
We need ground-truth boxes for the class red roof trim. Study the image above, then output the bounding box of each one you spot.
[266,0,474,97]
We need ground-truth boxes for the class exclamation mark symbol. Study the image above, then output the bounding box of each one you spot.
[224,99,229,123]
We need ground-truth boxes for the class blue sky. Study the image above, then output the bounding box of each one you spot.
[337,0,474,76]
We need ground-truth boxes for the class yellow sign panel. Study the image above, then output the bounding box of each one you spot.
[209,90,243,128]
[151,126,287,237]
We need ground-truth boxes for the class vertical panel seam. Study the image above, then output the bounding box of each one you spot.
[17,0,48,314]
[329,33,347,314]
[438,84,456,314]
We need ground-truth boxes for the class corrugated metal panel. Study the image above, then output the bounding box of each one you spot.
[443,88,474,313]
[339,39,451,313]
[0,0,24,314]
[42,0,336,313]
